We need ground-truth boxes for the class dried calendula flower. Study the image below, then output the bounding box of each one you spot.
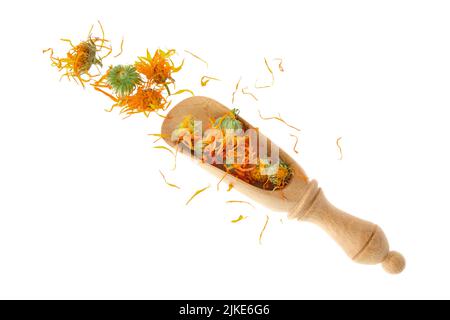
[249,160,270,185]
[106,65,142,97]
[43,21,112,87]
[119,86,169,116]
[214,109,243,131]
[135,48,183,87]
[268,160,293,189]
[94,80,169,117]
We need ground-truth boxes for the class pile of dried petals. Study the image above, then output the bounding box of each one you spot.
[173,109,293,191]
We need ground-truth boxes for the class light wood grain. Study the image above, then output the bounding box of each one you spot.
[162,96,405,274]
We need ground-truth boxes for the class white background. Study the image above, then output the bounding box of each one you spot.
[0,0,449,299]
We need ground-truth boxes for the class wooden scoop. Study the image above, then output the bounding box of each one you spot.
[162,96,405,274]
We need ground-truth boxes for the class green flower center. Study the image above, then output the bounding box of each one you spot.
[107,65,142,97]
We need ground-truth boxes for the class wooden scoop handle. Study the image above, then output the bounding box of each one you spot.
[289,180,405,274]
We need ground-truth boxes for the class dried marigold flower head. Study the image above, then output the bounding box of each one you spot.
[213,108,243,131]
[135,49,183,86]
[70,40,100,73]
[118,87,168,116]
[44,22,112,87]
[268,160,292,188]
[250,162,269,184]
[106,65,142,97]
